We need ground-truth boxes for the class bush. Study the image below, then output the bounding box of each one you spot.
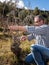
[0,28,3,32]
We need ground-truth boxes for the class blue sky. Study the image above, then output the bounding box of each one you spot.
[0,0,49,11]
[23,0,49,11]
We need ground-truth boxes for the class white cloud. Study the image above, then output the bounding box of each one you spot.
[24,7,28,10]
[0,0,10,2]
[42,8,45,11]
[16,0,24,8]
[0,0,5,2]
[16,0,28,9]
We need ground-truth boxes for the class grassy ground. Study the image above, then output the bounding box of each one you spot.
[0,32,35,65]
[0,32,49,65]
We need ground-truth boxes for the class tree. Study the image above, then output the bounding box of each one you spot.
[0,0,17,17]
[33,7,40,15]
[23,14,34,25]
[18,9,30,21]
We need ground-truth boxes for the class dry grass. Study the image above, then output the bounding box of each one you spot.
[0,31,35,65]
[0,32,49,65]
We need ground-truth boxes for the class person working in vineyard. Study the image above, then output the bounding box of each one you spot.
[8,15,49,65]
